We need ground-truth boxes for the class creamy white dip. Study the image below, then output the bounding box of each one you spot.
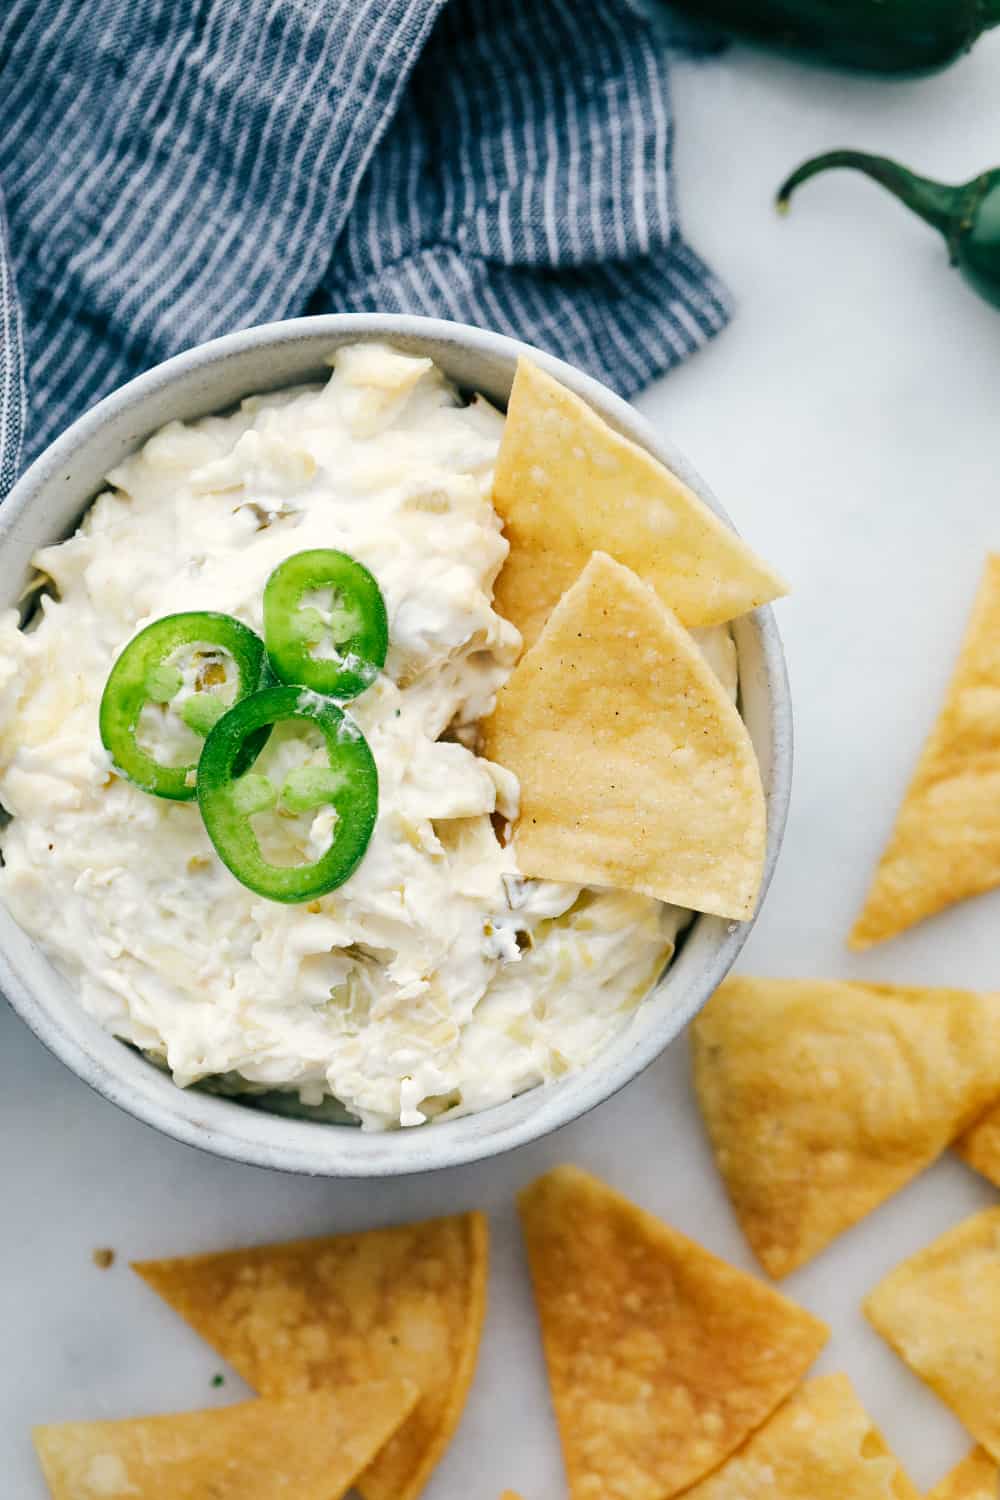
[0,343,736,1130]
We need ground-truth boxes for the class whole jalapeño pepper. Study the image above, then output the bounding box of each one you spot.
[665,0,1000,74]
[777,151,1000,311]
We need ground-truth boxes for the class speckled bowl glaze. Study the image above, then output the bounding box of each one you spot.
[0,315,791,1176]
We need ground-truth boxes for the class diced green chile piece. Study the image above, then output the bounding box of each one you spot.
[99,612,271,801]
[197,685,378,902]
[263,549,388,700]
[179,693,228,736]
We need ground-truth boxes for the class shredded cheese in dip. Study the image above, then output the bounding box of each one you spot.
[0,343,736,1130]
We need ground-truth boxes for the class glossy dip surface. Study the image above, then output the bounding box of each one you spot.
[0,342,728,1129]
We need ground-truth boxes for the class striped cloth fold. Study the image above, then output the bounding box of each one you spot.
[0,0,729,496]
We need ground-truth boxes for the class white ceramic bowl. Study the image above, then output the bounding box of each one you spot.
[0,314,791,1175]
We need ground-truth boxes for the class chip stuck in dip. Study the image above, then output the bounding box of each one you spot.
[0,343,783,1129]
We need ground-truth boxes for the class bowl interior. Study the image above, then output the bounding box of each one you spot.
[0,315,790,1175]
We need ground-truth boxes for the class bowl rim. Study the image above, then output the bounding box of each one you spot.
[0,312,792,1176]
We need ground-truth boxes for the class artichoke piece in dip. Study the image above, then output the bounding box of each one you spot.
[0,343,735,1130]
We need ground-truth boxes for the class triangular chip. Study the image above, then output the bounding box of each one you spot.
[679,1375,916,1500]
[32,1385,417,1500]
[132,1213,488,1500]
[692,976,1000,1278]
[865,1207,1000,1463]
[482,552,766,920]
[955,1099,1000,1188]
[851,554,1000,948]
[492,358,787,649]
[928,1449,1000,1500]
[517,1165,828,1499]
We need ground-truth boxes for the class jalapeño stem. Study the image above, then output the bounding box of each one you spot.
[777,150,961,233]
[777,149,1000,310]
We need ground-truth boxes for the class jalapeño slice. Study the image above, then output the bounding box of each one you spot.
[197,685,378,902]
[263,549,388,700]
[99,612,270,801]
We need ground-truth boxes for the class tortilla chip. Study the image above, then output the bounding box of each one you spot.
[692,976,1000,1278]
[132,1213,487,1500]
[492,359,787,649]
[927,1449,1000,1500]
[482,552,766,920]
[865,1207,1000,1462]
[851,554,1000,948]
[517,1165,828,1499]
[678,1374,916,1500]
[955,1098,1000,1187]
[32,1384,417,1500]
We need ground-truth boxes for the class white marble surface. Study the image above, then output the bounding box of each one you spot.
[5,31,1000,1498]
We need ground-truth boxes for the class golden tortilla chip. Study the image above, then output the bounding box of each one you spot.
[692,976,1000,1278]
[33,1385,417,1500]
[482,552,766,920]
[517,1165,828,1499]
[492,359,787,649]
[956,1099,1000,1186]
[679,1375,916,1500]
[851,554,1000,948]
[132,1213,487,1500]
[927,1449,1000,1500]
[865,1207,1000,1462]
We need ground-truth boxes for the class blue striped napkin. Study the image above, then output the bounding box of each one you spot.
[0,0,729,497]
